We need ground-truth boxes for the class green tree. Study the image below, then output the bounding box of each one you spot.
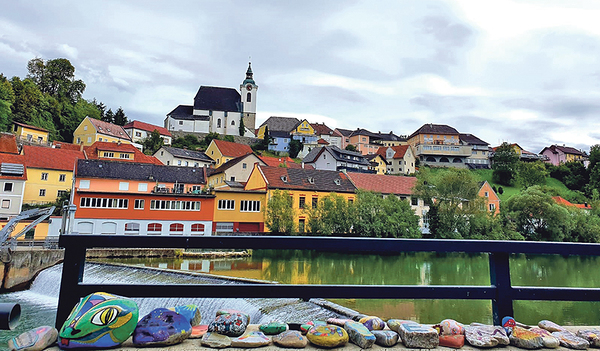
[202,132,221,149]
[172,134,202,150]
[264,190,296,234]
[515,161,548,189]
[0,74,15,131]
[113,107,128,126]
[345,144,357,152]
[492,142,519,186]
[239,117,245,136]
[305,193,353,235]
[27,57,85,103]
[223,135,235,142]
[503,185,572,241]
[587,145,600,197]
[10,77,43,124]
[102,108,114,124]
[142,129,164,155]
[288,139,303,158]
[352,190,421,238]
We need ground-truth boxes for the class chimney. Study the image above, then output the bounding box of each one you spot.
[302,162,305,169]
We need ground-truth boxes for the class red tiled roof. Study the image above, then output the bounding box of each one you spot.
[257,155,313,169]
[311,123,333,136]
[213,139,253,158]
[346,172,416,196]
[84,141,163,164]
[13,121,48,133]
[259,165,355,192]
[0,133,19,154]
[317,138,330,145]
[0,153,27,180]
[552,196,590,209]
[376,145,409,159]
[22,145,85,171]
[88,118,132,141]
[123,120,172,137]
[52,141,82,151]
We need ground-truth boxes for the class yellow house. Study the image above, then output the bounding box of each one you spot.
[213,188,266,233]
[22,145,84,205]
[245,164,356,233]
[13,122,49,144]
[0,220,51,241]
[207,153,265,188]
[366,154,388,174]
[205,139,254,167]
[73,117,133,146]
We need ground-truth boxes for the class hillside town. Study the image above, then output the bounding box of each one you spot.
[0,63,591,240]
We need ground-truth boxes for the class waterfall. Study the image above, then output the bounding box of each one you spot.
[19,262,353,325]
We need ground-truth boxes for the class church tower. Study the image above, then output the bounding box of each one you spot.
[240,62,258,132]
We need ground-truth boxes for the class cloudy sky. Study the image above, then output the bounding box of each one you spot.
[2,0,600,153]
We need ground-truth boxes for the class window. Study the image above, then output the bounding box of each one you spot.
[125,222,139,234]
[247,92,251,102]
[103,152,114,158]
[411,197,418,206]
[37,136,43,142]
[489,204,496,212]
[299,219,305,233]
[135,132,142,137]
[230,176,236,181]
[178,160,182,166]
[348,198,354,204]
[134,199,145,209]
[3,183,13,192]
[138,183,148,192]
[87,137,92,143]
[1,199,9,209]
[299,196,305,209]
[217,119,221,128]
[83,125,88,131]
[231,120,235,126]
[79,180,90,189]
[191,223,205,234]
[80,197,129,209]
[242,163,247,169]
[76,137,81,144]
[120,153,130,159]
[39,189,46,196]
[58,174,66,182]
[119,182,129,191]
[147,223,162,233]
[41,173,48,181]
[484,192,489,197]
[170,223,184,233]
[99,138,103,141]
[150,200,201,211]
[179,121,183,125]
[57,190,67,198]
[218,199,235,210]
[240,200,260,212]
[312,197,318,209]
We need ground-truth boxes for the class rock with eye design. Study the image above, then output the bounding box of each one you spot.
[58,292,139,349]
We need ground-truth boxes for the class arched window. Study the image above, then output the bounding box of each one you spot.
[217,119,221,128]
[426,157,436,162]
[440,157,450,163]
[247,93,251,102]
[148,223,162,233]
[101,222,117,234]
[78,221,93,234]
[125,222,139,234]
[453,158,463,163]
[191,223,205,235]
[170,223,184,233]
[231,120,235,126]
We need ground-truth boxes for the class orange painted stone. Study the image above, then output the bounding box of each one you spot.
[190,325,208,339]
[509,326,544,349]
[439,334,465,349]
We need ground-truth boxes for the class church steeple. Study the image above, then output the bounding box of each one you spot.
[243,62,255,85]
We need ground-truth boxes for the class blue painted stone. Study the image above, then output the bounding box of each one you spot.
[358,316,385,331]
[168,304,201,326]
[58,292,138,349]
[344,321,375,348]
[372,330,399,347]
[209,311,249,337]
[133,308,192,346]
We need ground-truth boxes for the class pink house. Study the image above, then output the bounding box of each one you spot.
[540,145,588,166]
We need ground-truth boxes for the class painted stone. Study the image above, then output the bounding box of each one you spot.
[208,311,249,337]
[358,316,385,331]
[216,309,250,323]
[327,318,352,327]
[201,332,232,348]
[539,320,566,332]
[437,319,465,335]
[231,331,271,347]
[132,308,192,347]
[529,327,560,348]
[372,330,399,347]
[167,304,201,326]
[502,316,517,334]
[344,321,375,349]
[300,320,327,334]
[577,329,600,348]
[386,319,410,333]
[8,326,58,351]
[58,292,138,349]
[273,330,308,348]
[509,326,544,349]
[439,335,465,348]
[465,324,510,348]
[552,331,590,350]
[190,325,209,339]
[397,321,439,349]
[259,321,287,335]
[306,325,349,348]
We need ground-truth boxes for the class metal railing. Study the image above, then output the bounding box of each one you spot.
[56,235,600,329]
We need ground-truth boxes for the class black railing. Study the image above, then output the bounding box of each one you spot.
[56,235,600,329]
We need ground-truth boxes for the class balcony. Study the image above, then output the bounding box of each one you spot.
[415,144,472,157]
[152,186,212,196]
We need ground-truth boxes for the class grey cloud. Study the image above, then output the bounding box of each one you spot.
[420,16,473,47]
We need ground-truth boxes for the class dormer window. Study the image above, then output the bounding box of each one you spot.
[281,176,288,182]
[334,179,341,185]
[308,177,314,184]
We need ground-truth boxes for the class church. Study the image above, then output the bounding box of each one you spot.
[164,63,258,137]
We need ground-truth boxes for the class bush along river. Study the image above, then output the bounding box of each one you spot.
[95,249,600,326]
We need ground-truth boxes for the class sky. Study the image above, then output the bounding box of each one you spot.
[2,0,600,153]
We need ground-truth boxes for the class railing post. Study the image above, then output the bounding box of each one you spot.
[489,252,514,325]
[55,242,86,329]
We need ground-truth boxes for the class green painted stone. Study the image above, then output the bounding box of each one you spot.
[259,321,287,335]
[300,320,327,334]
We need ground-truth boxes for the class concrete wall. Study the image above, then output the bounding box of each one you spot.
[1,249,64,291]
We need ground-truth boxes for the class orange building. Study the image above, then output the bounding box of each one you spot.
[478,181,500,215]
[71,159,215,235]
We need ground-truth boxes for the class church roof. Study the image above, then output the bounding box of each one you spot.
[193,86,242,112]
[259,116,301,132]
